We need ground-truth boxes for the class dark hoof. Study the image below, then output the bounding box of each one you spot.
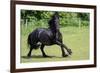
[68,49,72,55]
[27,54,31,57]
[43,55,50,58]
[62,54,68,57]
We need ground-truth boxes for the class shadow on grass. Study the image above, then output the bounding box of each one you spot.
[21,55,61,59]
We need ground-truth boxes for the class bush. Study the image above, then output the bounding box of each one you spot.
[82,21,89,26]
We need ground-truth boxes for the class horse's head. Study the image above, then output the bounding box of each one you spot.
[53,12,59,20]
[48,12,60,31]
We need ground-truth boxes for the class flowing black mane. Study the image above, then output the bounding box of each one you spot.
[48,12,60,32]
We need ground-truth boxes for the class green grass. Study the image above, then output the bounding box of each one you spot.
[20,26,90,63]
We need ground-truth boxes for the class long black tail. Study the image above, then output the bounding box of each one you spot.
[27,33,31,47]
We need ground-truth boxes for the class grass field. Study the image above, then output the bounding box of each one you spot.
[20,26,90,63]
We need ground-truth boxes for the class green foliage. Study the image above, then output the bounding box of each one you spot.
[77,13,90,21]
[82,20,89,26]
[21,10,90,27]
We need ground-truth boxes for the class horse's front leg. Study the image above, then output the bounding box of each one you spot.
[56,41,72,56]
[61,45,68,57]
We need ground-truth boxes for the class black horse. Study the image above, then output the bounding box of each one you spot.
[27,12,72,57]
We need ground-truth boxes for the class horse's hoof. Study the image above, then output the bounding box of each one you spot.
[68,49,72,55]
[62,54,68,57]
[27,54,31,58]
[43,55,50,57]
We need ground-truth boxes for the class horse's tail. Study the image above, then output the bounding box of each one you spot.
[27,33,31,47]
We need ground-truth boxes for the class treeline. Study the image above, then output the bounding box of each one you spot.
[21,10,90,27]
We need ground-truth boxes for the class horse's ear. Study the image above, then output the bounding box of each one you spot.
[54,12,59,19]
[54,12,59,16]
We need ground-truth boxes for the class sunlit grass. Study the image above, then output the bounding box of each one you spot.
[20,26,89,63]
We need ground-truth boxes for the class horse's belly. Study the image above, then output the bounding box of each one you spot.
[39,35,53,45]
[39,39,52,45]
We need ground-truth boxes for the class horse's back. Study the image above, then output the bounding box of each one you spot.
[28,28,62,45]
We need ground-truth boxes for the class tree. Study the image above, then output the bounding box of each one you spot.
[77,13,90,21]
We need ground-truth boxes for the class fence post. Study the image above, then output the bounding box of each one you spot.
[25,19,28,28]
[78,18,81,29]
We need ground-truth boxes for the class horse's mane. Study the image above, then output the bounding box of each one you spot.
[48,12,60,31]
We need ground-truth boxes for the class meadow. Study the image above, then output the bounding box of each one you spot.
[20,25,90,63]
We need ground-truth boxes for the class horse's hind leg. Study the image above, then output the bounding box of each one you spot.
[40,44,48,57]
[27,46,33,57]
